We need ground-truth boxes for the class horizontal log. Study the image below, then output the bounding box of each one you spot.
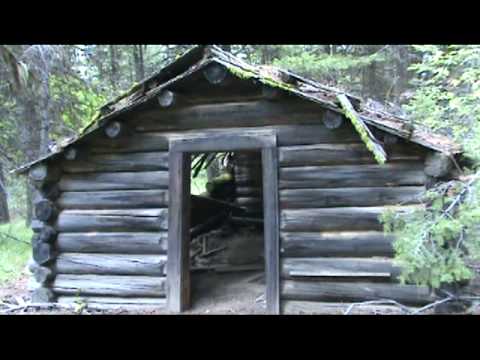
[204,63,228,84]
[56,232,168,254]
[280,231,394,257]
[59,171,169,191]
[32,242,55,265]
[64,147,78,161]
[134,100,328,131]
[56,209,168,232]
[29,261,54,284]
[55,253,167,276]
[61,152,169,173]
[279,163,426,189]
[91,125,361,154]
[53,274,166,297]
[424,152,453,178]
[34,199,58,222]
[281,258,401,280]
[279,186,424,208]
[105,121,123,138]
[31,287,55,303]
[29,163,61,187]
[57,190,169,210]
[282,301,416,315]
[57,296,166,311]
[281,280,436,305]
[280,206,418,232]
[157,90,176,108]
[235,186,262,197]
[235,197,263,207]
[36,225,57,243]
[279,143,424,167]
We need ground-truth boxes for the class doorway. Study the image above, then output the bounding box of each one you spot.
[167,131,280,314]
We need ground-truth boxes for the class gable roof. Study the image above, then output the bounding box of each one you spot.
[13,45,462,174]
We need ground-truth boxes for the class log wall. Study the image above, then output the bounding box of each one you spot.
[277,140,437,312]
[28,91,438,312]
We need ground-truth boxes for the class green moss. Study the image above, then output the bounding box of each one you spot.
[225,64,295,92]
[337,94,386,165]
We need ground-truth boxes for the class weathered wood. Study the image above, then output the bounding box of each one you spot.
[59,171,169,191]
[280,206,418,232]
[279,186,424,208]
[235,197,263,208]
[34,266,54,284]
[279,143,423,167]
[57,296,167,310]
[57,190,169,210]
[64,147,78,161]
[282,301,415,315]
[55,253,167,276]
[281,258,401,280]
[322,110,344,129]
[31,219,44,232]
[157,90,176,107]
[262,146,280,314]
[29,260,54,284]
[104,121,123,138]
[281,280,436,305]
[203,63,228,84]
[337,93,387,164]
[93,125,361,154]
[37,225,57,243]
[235,186,262,197]
[424,152,453,178]
[29,163,61,186]
[61,152,169,173]
[280,231,394,257]
[262,85,283,100]
[53,274,166,297]
[279,163,426,189]
[170,131,276,153]
[32,242,55,265]
[383,133,399,145]
[31,287,55,303]
[56,209,169,232]
[167,151,191,312]
[34,199,58,222]
[56,232,168,254]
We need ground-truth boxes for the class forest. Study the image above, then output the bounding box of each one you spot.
[0,44,479,313]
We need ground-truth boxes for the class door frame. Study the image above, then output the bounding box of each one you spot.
[167,130,280,314]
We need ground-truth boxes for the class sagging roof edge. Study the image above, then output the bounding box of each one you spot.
[12,45,462,175]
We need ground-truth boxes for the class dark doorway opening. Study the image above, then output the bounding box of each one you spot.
[188,150,266,313]
[167,132,280,314]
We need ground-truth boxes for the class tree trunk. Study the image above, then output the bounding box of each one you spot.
[133,45,145,82]
[109,45,119,92]
[0,161,9,224]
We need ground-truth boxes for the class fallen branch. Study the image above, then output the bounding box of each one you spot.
[410,296,454,315]
[343,299,413,315]
[0,302,79,314]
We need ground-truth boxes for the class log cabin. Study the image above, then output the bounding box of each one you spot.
[13,45,463,314]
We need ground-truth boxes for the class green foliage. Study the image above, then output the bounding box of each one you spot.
[0,219,32,285]
[49,74,107,137]
[405,45,480,162]
[381,177,480,289]
[191,169,208,195]
[379,45,480,289]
